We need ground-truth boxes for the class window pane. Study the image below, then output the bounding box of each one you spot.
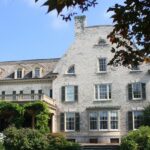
[132,83,142,98]
[99,58,106,71]
[99,85,107,99]
[17,69,22,78]
[66,86,74,101]
[95,84,111,100]
[89,112,98,130]
[134,111,143,129]
[66,112,75,130]
[100,111,108,129]
[110,111,118,129]
[35,68,40,77]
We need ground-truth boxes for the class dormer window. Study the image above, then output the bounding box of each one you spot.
[17,68,22,78]
[15,68,24,79]
[67,65,75,74]
[32,67,42,78]
[35,67,40,78]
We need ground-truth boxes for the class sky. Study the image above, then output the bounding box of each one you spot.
[0,0,124,62]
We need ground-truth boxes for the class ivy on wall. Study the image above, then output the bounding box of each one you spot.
[0,101,51,132]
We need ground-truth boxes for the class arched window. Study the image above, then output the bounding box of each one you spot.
[67,65,75,74]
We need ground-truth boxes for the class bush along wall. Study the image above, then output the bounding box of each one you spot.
[0,101,51,132]
[120,126,150,150]
[3,127,81,150]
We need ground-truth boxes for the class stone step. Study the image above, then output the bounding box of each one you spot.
[82,145,119,150]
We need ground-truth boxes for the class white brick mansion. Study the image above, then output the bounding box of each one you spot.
[0,16,149,144]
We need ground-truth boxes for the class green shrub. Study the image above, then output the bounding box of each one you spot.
[3,127,49,150]
[0,142,5,150]
[120,126,150,150]
[3,127,81,150]
[47,133,81,150]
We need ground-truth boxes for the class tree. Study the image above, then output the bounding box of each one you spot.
[120,126,150,150]
[35,0,150,67]
[143,104,150,126]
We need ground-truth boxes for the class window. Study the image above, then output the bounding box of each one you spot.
[67,65,75,74]
[38,90,42,99]
[2,91,5,100]
[61,86,78,102]
[89,112,98,130]
[89,111,119,131]
[110,111,118,129]
[128,111,143,130]
[50,89,53,98]
[98,58,107,72]
[31,90,34,99]
[60,112,80,132]
[131,65,140,71]
[66,112,75,131]
[17,68,22,79]
[100,111,108,129]
[128,83,146,100]
[35,68,40,78]
[20,91,23,99]
[133,111,143,129]
[12,91,16,100]
[95,84,111,100]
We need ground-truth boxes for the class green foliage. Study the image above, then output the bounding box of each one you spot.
[0,142,5,150]
[143,104,150,126]
[24,101,50,132]
[107,0,150,67]
[120,126,150,150]
[0,101,23,128]
[3,127,49,150]
[0,101,51,132]
[3,127,81,150]
[47,133,81,150]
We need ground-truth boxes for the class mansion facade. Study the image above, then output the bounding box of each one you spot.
[0,16,149,144]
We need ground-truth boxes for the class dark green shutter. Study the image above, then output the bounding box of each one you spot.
[128,84,132,100]
[61,86,65,102]
[60,113,64,131]
[109,84,111,99]
[75,113,80,131]
[74,86,78,102]
[128,111,133,130]
[95,85,98,99]
[142,83,146,100]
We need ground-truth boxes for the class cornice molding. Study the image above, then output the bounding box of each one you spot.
[0,77,56,84]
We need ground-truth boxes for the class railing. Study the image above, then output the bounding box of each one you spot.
[0,94,56,108]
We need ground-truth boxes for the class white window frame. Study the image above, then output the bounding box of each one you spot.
[65,112,75,132]
[132,111,143,130]
[65,85,75,102]
[89,112,98,131]
[132,83,142,100]
[98,57,107,73]
[89,110,119,131]
[94,84,111,101]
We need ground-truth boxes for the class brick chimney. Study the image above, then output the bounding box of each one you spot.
[74,16,86,36]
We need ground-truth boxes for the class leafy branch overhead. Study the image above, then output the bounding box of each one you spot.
[107,0,150,67]
[35,0,97,20]
[36,0,150,67]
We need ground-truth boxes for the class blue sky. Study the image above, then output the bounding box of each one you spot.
[0,0,124,61]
